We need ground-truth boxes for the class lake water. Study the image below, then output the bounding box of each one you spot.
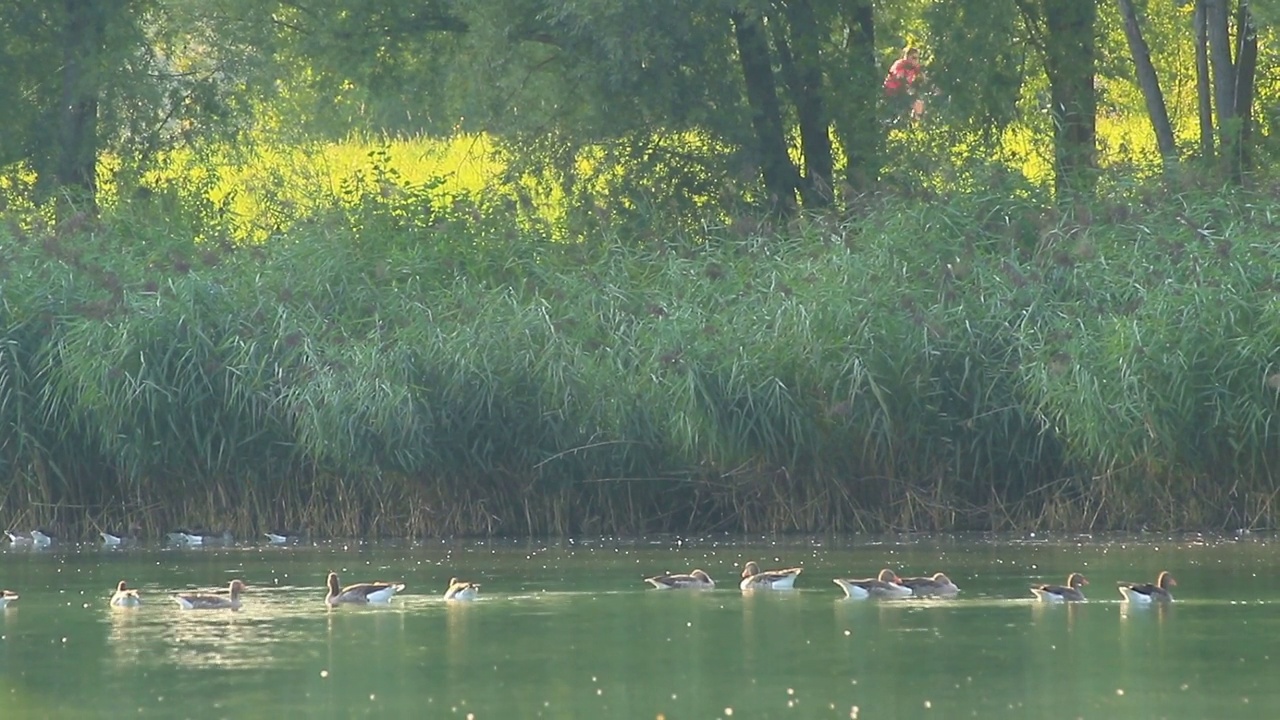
[0,534,1277,718]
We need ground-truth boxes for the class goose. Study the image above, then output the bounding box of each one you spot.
[1030,572,1089,602]
[174,579,247,610]
[832,569,913,599]
[1118,571,1176,603]
[110,580,143,608]
[0,590,17,609]
[444,578,481,601]
[7,530,54,548]
[739,561,803,590]
[644,569,715,590]
[324,572,405,605]
[899,572,960,597]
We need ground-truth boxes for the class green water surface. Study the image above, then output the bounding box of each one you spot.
[1,534,1277,719]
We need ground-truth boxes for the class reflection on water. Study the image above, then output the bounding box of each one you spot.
[1,535,1279,717]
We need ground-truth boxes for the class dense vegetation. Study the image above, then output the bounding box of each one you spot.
[2,176,1276,536]
[1,0,1277,536]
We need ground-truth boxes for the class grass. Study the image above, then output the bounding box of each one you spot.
[1,174,1277,538]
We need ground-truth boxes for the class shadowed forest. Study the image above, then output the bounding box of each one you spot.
[0,0,1277,537]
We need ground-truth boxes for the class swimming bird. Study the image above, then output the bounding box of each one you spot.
[174,579,247,610]
[110,580,143,608]
[324,572,406,606]
[644,569,715,590]
[1030,572,1089,602]
[899,572,960,597]
[7,530,54,548]
[0,590,17,608]
[444,578,481,601]
[101,525,142,547]
[167,529,202,545]
[739,561,803,590]
[167,529,233,546]
[1117,571,1176,603]
[832,569,913,599]
[263,530,301,545]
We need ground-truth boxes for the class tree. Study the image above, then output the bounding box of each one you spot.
[1194,0,1217,159]
[2,0,268,212]
[826,0,879,191]
[1116,0,1177,165]
[1020,0,1099,197]
[731,8,801,212]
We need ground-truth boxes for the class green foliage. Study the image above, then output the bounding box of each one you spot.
[2,179,1278,535]
[923,0,1025,134]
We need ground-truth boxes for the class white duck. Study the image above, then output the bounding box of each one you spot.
[7,530,53,548]
[101,525,142,547]
[167,529,233,546]
[263,530,302,545]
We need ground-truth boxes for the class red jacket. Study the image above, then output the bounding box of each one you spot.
[884,58,921,95]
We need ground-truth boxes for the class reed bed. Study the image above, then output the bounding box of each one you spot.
[0,184,1277,537]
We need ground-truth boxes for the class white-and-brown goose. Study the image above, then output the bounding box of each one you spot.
[1030,572,1089,602]
[324,572,406,606]
[110,580,143,608]
[444,578,481,601]
[832,568,913,599]
[174,579,247,610]
[1117,570,1176,603]
[899,572,960,597]
[644,569,715,590]
[739,561,803,591]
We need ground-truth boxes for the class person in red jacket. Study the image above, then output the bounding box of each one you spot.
[883,46,928,121]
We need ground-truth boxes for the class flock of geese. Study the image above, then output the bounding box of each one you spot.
[0,564,1176,613]
[3,527,1179,610]
[0,572,476,611]
[646,563,1178,603]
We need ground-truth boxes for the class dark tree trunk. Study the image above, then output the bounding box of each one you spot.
[1204,0,1239,181]
[829,0,878,192]
[731,10,800,214]
[772,0,834,208]
[57,0,110,215]
[1041,0,1098,197]
[1233,1,1257,169]
[1194,1,1216,159]
[1116,0,1176,165]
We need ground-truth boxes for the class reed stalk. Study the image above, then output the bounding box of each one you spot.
[1,179,1277,537]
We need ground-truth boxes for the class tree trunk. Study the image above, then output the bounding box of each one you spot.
[731,10,800,214]
[1204,0,1239,181]
[1233,1,1257,170]
[1194,0,1216,160]
[829,0,878,192]
[772,0,834,208]
[1115,0,1176,165]
[57,0,110,215]
[1041,0,1098,197]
